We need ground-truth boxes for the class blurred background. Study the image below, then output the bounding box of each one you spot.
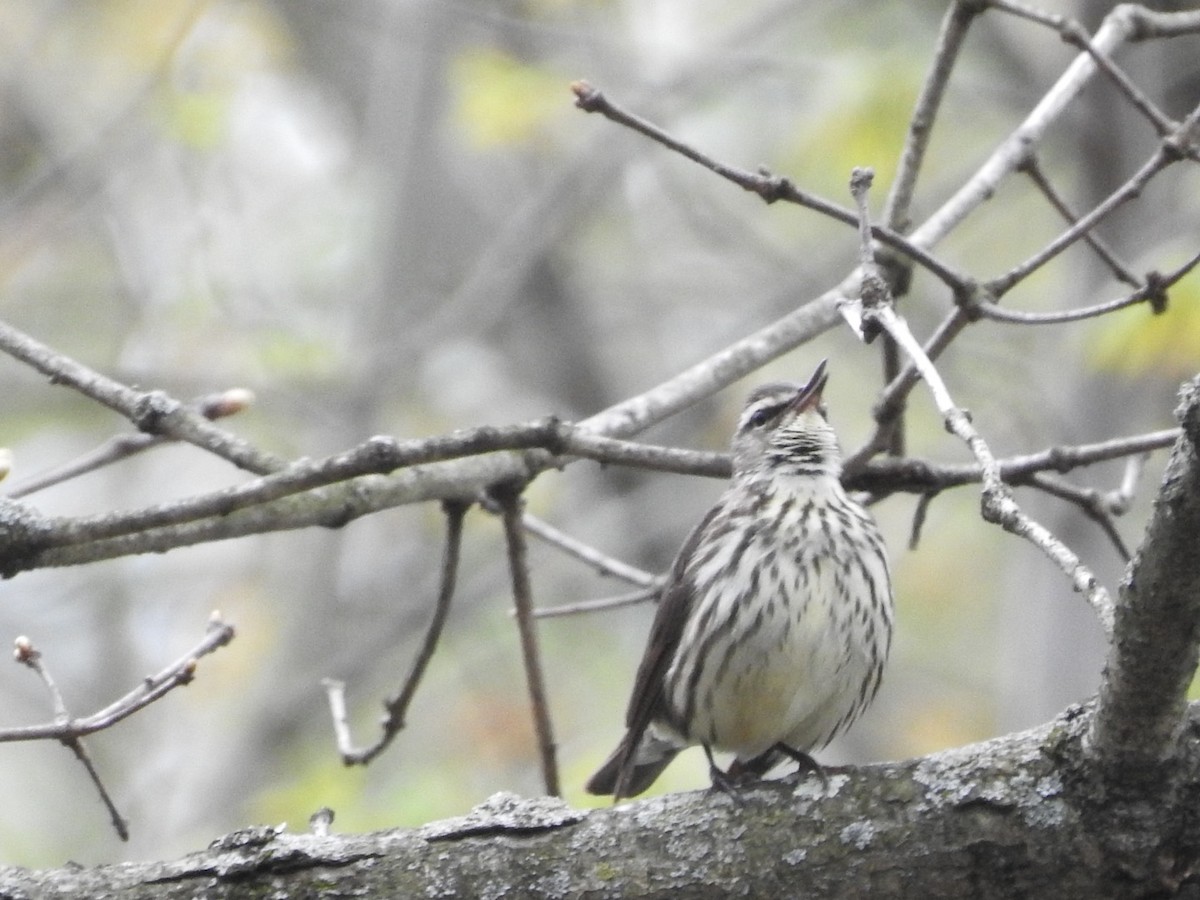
[0,0,1196,867]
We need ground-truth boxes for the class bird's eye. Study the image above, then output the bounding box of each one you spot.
[747,402,788,428]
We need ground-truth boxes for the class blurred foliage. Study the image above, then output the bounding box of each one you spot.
[452,48,571,149]
[1087,270,1200,379]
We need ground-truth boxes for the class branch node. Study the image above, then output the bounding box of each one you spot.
[754,169,794,204]
[1142,271,1169,315]
[131,391,182,435]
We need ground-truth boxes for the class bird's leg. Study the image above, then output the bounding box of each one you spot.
[770,742,829,790]
[703,744,746,804]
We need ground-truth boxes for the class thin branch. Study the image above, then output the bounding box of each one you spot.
[326,500,469,766]
[849,170,1115,633]
[1019,155,1141,288]
[908,492,938,551]
[18,410,1176,576]
[19,632,132,842]
[571,81,972,295]
[905,5,1199,259]
[990,1,1178,133]
[6,615,235,841]
[516,512,659,589]
[1105,453,1151,516]
[1026,472,1133,562]
[847,305,972,474]
[972,252,1198,326]
[493,483,560,796]
[530,587,661,620]
[984,113,1198,298]
[5,388,256,499]
[0,319,282,475]
[882,0,984,231]
[846,428,1180,496]
[1,614,236,742]
[33,422,728,553]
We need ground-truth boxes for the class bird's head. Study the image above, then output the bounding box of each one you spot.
[731,360,841,479]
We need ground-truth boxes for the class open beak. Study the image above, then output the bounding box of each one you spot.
[788,359,829,415]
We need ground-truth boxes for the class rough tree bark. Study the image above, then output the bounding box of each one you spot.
[1,375,1198,899]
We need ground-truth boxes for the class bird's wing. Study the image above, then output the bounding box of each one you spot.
[612,502,722,794]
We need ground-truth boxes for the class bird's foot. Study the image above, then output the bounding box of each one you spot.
[703,744,750,805]
[770,743,830,790]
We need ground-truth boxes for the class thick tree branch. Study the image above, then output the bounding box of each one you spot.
[1089,376,1200,765]
[6,705,1200,897]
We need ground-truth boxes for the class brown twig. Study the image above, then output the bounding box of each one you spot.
[846,429,1180,496]
[1018,154,1140,288]
[34,421,729,555]
[570,81,971,294]
[325,500,469,766]
[515,512,659,589]
[6,614,236,840]
[971,253,1197,326]
[1026,473,1133,562]
[984,110,1199,299]
[493,482,560,795]
[13,638,129,844]
[2,614,235,742]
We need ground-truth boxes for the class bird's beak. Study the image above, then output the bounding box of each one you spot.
[788,359,829,415]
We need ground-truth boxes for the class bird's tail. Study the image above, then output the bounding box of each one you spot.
[585,731,679,799]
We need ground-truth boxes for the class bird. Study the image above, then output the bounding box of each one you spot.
[585,359,894,800]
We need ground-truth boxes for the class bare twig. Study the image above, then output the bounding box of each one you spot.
[6,614,236,840]
[1,614,236,742]
[5,388,256,499]
[571,81,971,294]
[19,411,1177,576]
[531,587,660,620]
[846,429,1180,496]
[326,500,469,766]
[882,0,984,232]
[984,111,1199,298]
[493,483,560,796]
[0,319,282,475]
[972,252,1198,326]
[516,512,659,589]
[12,646,126,841]
[33,422,728,554]
[989,0,1180,139]
[1019,155,1140,288]
[908,492,938,551]
[1026,473,1133,562]
[848,169,1115,633]
[1105,453,1151,516]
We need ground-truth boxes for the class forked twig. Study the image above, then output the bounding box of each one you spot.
[7,614,236,840]
[325,500,469,766]
[847,168,1115,633]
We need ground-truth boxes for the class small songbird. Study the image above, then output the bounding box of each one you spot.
[586,360,894,800]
